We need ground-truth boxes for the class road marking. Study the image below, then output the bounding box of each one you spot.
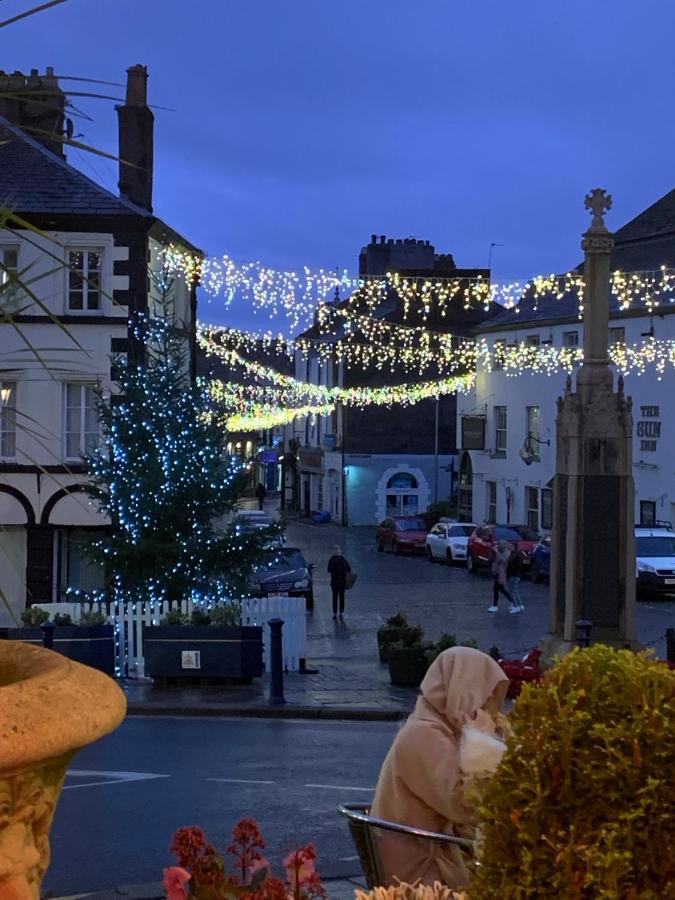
[207,777,275,785]
[305,783,374,792]
[339,855,361,862]
[63,770,170,790]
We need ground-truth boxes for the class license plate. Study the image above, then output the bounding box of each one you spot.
[665,579,675,585]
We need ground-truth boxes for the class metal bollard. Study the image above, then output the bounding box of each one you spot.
[41,620,55,650]
[268,618,286,705]
[666,627,675,664]
[575,619,593,648]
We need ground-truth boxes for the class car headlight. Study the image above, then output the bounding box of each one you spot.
[294,578,310,589]
[451,543,464,551]
[637,561,655,573]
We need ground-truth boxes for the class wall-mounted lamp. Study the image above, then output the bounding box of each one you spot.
[0,385,11,405]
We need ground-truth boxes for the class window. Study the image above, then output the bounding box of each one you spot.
[640,500,656,527]
[68,249,103,312]
[65,383,98,458]
[526,405,541,458]
[55,528,106,601]
[526,486,539,531]
[609,326,625,346]
[387,472,418,490]
[563,331,579,347]
[486,480,497,523]
[0,246,19,310]
[0,382,16,457]
[494,406,507,454]
[541,487,553,531]
[493,339,506,370]
[386,493,419,516]
[525,334,540,347]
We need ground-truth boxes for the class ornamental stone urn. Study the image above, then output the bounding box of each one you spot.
[0,642,126,899]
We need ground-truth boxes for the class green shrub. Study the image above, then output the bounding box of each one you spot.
[469,645,675,899]
[190,608,212,626]
[53,613,73,626]
[420,500,457,529]
[210,604,241,626]
[79,610,107,627]
[21,606,49,627]
[386,613,409,629]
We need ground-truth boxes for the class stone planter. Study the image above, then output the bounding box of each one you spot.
[0,641,126,898]
[143,625,264,682]
[388,646,431,687]
[377,626,404,663]
[0,625,115,676]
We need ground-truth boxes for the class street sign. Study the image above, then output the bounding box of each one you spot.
[181,650,201,669]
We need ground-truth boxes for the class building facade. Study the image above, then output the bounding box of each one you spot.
[0,66,198,623]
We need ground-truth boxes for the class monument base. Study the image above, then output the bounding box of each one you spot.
[540,632,642,668]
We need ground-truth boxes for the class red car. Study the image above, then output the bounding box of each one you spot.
[466,524,539,574]
[377,516,428,555]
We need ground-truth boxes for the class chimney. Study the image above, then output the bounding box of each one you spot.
[117,64,153,211]
[0,67,66,157]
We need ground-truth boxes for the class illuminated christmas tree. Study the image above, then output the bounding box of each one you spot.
[85,311,272,606]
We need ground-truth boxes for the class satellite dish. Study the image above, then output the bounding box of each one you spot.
[519,444,534,466]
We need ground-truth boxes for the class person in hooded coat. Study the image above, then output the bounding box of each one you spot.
[370,646,510,889]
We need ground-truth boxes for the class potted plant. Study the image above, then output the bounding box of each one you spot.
[377,613,419,663]
[164,817,325,900]
[143,603,263,683]
[387,625,432,687]
[0,642,125,898]
[470,645,675,897]
[0,606,116,675]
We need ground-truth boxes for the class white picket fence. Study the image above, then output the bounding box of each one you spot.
[35,596,307,678]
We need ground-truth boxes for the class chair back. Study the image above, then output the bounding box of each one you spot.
[337,802,476,889]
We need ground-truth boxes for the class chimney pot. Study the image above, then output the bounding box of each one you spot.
[46,66,54,77]
[380,235,386,244]
[370,233,377,244]
[125,64,148,107]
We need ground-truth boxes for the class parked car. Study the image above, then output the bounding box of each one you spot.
[233,510,285,547]
[376,516,428,554]
[466,524,538,574]
[530,535,551,582]
[635,526,675,596]
[425,522,477,564]
[249,547,314,609]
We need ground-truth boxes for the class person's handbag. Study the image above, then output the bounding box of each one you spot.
[345,570,357,590]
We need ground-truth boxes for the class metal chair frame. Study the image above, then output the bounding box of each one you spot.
[337,802,476,889]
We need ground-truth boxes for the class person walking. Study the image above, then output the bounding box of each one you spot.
[506,545,525,613]
[255,482,267,511]
[327,545,351,620]
[488,539,516,613]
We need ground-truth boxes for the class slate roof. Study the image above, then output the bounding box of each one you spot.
[0,117,152,217]
[614,188,675,242]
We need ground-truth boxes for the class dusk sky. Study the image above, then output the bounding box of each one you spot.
[4,0,675,329]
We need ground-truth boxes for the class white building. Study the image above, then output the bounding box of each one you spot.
[0,66,198,623]
[458,187,675,532]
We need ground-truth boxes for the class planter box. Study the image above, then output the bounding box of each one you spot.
[377,627,403,663]
[0,625,115,676]
[143,625,263,682]
[388,646,431,687]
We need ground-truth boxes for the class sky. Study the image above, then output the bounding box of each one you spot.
[4,0,675,330]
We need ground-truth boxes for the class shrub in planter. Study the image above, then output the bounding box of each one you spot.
[3,607,115,675]
[387,627,433,688]
[470,645,675,898]
[144,603,263,682]
[377,614,421,663]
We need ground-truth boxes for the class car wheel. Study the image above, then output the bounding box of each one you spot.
[530,561,541,583]
[446,548,454,566]
[467,553,478,575]
[426,546,434,562]
[377,540,384,552]
[306,590,314,612]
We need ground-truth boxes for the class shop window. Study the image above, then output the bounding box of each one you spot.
[525,486,539,531]
[486,480,497,523]
[541,487,553,531]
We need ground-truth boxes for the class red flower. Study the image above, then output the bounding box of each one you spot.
[171,827,208,868]
[228,817,268,882]
[163,866,191,900]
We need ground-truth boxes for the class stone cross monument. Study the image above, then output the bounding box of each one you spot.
[543,189,637,656]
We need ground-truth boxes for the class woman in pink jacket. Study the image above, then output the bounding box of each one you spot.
[371,647,510,888]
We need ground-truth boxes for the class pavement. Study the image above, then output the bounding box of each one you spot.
[53,876,366,899]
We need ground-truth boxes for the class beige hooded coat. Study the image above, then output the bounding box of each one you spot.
[370,647,509,888]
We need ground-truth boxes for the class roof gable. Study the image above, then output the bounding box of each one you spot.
[0,117,151,218]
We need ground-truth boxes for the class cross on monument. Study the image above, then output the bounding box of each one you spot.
[584,188,612,232]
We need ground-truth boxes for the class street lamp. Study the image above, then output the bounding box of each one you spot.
[0,384,10,405]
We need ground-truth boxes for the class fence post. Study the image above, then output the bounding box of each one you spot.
[41,621,55,650]
[268,618,286,705]
[575,619,593,648]
[666,627,675,663]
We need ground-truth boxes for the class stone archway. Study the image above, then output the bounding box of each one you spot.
[375,464,430,522]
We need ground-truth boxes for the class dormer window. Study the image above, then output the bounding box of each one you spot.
[68,249,103,312]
